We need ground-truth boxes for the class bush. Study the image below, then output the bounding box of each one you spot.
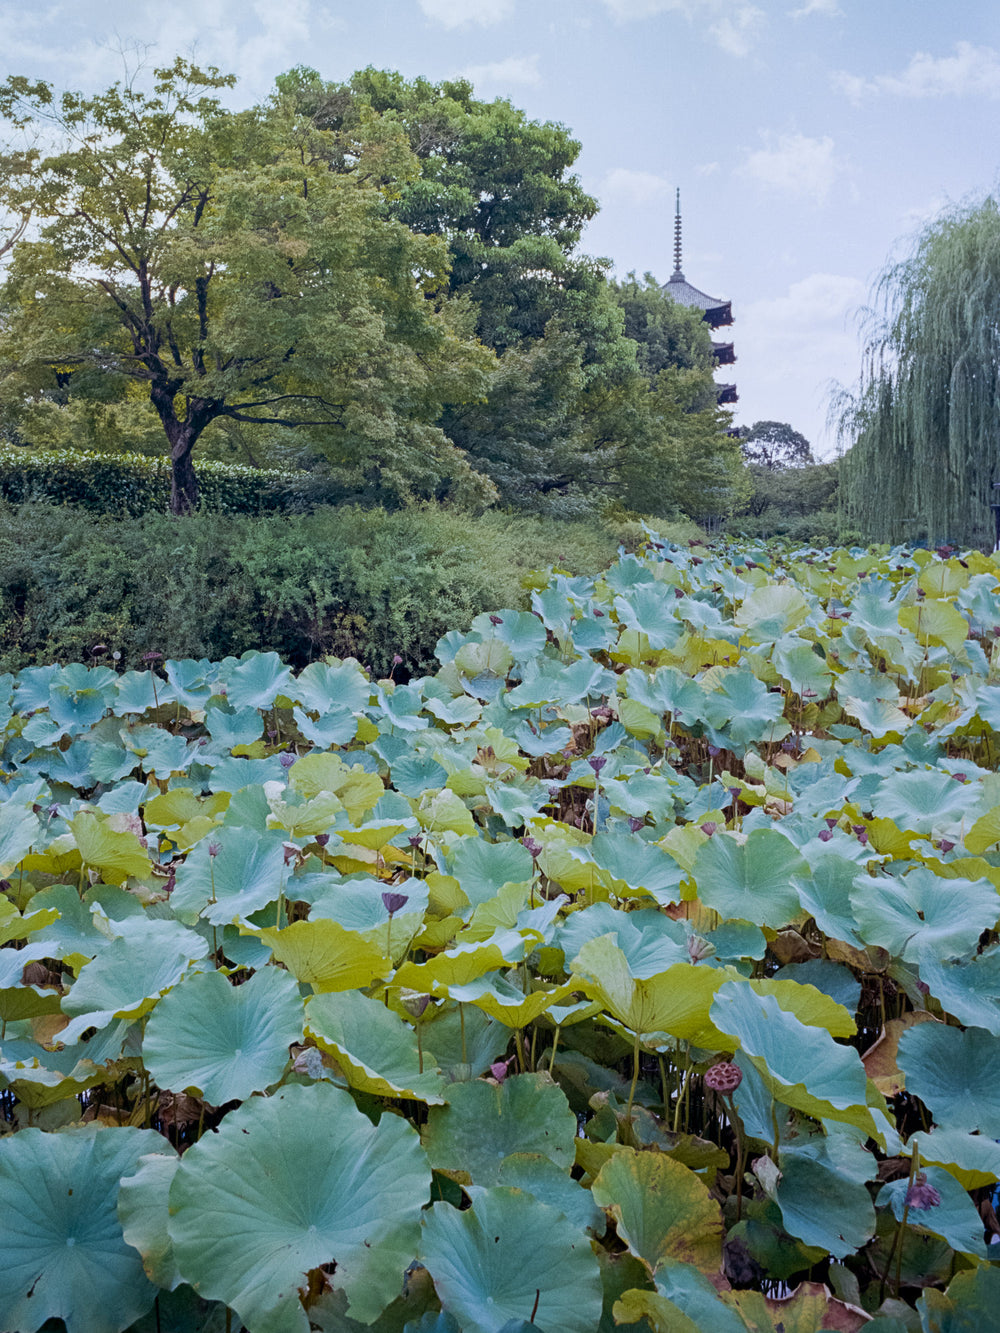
[0,502,629,676]
[0,447,348,516]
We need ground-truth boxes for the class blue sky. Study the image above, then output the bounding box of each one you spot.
[4,0,1000,455]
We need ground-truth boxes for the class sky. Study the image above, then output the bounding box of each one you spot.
[3,0,1000,457]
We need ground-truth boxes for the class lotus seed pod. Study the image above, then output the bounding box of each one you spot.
[704,1061,742,1094]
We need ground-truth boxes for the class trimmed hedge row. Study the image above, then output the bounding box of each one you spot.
[0,447,344,515]
[0,502,651,676]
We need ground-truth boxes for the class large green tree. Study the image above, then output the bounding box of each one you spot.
[838,195,1000,547]
[0,61,493,513]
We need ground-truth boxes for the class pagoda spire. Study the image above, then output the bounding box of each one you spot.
[673,187,683,276]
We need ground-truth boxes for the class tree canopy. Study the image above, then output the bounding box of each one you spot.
[838,195,1000,547]
[0,61,493,512]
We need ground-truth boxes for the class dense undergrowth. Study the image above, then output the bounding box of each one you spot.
[0,503,697,677]
[2,535,1000,1331]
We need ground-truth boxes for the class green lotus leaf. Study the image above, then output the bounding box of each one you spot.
[222,650,293,711]
[916,1264,1000,1332]
[250,918,389,992]
[840,694,912,739]
[390,752,450,797]
[590,832,685,905]
[451,974,574,1027]
[61,917,210,1032]
[909,1129,1000,1190]
[69,811,152,885]
[574,938,727,1045]
[919,948,1000,1035]
[120,725,193,777]
[504,657,605,709]
[168,1082,431,1331]
[306,989,447,1103]
[790,855,866,952]
[614,584,685,650]
[495,1152,605,1236]
[420,1002,510,1079]
[591,1147,723,1274]
[447,837,533,910]
[205,704,266,749]
[897,1022,1000,1135]
[419,1186,602,1333]
[471,609,547,660]
[710,981,874,1132]
[872,769,979,836]
[394,929,532,995]
[0,897,59,947]
[306,875,428,962]
[691,828,808,929]
[291,659,370,715]
[171,825,288,925]
[772,640,833,700]
[773,958,862,1016]
[414,788,477,837]
[898,600,969,654]
[0,1125,164,1333]
[703,670,789,751]
[117,1151,182,1291]
[143,966,303,1103]
[0,799,41,876]
[735,583,811,636]
[555,903,689,979]
[27,883,146,972]
[142,787,230,830]
[748,977,856,1037]
[879,1165,987,1259]
[422,1072,576,1184]
[614,1260,747,1333]
[455,638,514,679]
[289,754,384,823]
[774,1144,876,1259]
[850,866,998,963]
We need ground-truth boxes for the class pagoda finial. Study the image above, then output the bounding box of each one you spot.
[673,187,683,275]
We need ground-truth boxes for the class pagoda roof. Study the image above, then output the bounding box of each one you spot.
[663,271,733,328]
[712,341,736,366]
[716,383,738,405]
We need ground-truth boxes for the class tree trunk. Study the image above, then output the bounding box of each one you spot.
[170,442,199,515]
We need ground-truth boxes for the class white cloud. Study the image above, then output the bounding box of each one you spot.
[737,132,843,203]
[833,42,1000,104]
[601,167,672,206]
[789,0,840,17]
[697,161,720,176]
[598,0,764,56]
[735,273,867,455]
[417,0,514,28]
[462,54,540,88]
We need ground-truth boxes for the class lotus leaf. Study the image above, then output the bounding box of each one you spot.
[143,965,303,1103]
[422,1072,576,1183]
[419,1186,603,1333]
[574,938,727,1045]
[0,1126,164,1333]
[251,918,389,992]
[691,828,808,928]
[879,1166,987,1259]
[897,1022,1000,1135]
[306,988,447,1102]
[168,1083,431,1331]
[117,1151,182,1290]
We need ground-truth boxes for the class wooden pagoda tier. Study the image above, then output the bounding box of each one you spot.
[661,190,737,404]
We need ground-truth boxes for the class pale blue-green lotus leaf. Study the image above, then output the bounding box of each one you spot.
[419,1004,509,1080]
[205,706,265,749]
[850,867,998,964]
[773,960,862,1016]
[61,917,209,1035]
[171,825,288,925]
[291,660,370,715]
[702,670,787,751]
[775,1140,876,1259]
[377,683,430,733]
[648,1258,748,1333]
[29,884,146,967]
[0,798,41,876]
[424,693,483,726]
[447,837,533,910]
[909,1129,1000,1190]
[919,948,1000,1035]
[880,1166,987,1259]
[495,1152,605,1236]
[114,671,158,715]
[168,1083,431,1332]
[222,651,293,711]
[623,665,707,723]
[117,1152,182,1290]
[422,1073,577,1184]
[554,903,688,979]
[306,989,447,1103]
[49,662,117,729]
[874,769,979,835]
[692,828,807,928]
[292,706,357,749]
[143,966,303,1104]
[0,1125,164,1333]
[419,1186,602,1333]
[711,982,870,1126]
[390,753,450,797]
[614,584,684,650]
[590,833,685,905]
[89,741,142,785]
[469,610,547,660]
[161,659,217,709]
[897,1023,1000,1135]
[791,856,865,950]
[915,1259,1000,1331]
[307,875,428,959]
[772,640,833,701]
[121,725,194,777]
[505,658,605,710]
[705,919,767,964]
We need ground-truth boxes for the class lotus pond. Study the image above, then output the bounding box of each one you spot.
[3,536,1000,1333]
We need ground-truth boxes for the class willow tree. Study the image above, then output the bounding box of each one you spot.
[839,196,1000,547]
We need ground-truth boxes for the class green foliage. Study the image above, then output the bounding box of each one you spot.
[0,500,626,674]
[838,194,1000,546]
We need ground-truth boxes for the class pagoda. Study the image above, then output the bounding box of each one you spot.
[661,190,737,405]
